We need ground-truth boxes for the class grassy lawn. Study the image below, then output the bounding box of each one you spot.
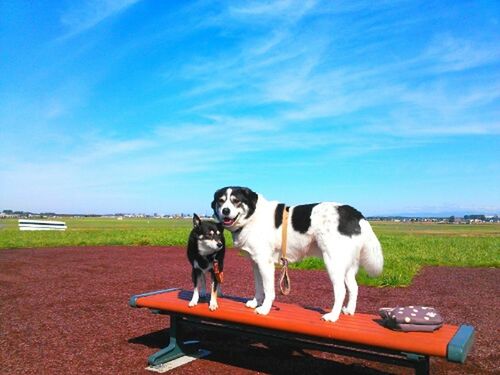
[1,218,498,287]
[0,217,194,248]
[294,222,500,287]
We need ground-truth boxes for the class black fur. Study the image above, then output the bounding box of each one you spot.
[212,186,258,219]
[291,203,318,233]
[274,203,285,228]
[274,203,291,228]
[337,205,364,237]
[187,215,225,289]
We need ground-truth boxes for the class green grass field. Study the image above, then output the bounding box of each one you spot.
[1,218,498,287]
[0,217,192,248]
[293,222,499,287]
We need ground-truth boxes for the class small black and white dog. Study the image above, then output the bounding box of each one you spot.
[187,214,225,311]
[212,186,383,322]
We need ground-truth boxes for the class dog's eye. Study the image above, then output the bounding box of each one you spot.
[232,197,240,204]
[218,198,225,204]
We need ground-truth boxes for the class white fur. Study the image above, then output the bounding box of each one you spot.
[215,190,383,322]
[198,239,222,256]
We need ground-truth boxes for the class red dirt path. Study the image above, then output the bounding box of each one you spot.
[0,246,498,374]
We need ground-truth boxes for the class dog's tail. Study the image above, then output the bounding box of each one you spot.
[359,220,383,277]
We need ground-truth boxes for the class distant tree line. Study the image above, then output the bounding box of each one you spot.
[369,214,499,223]
[2,209,57,216]
[2,209,498,222]
[463,215,487,221]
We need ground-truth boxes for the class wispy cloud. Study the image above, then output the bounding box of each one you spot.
[59,0,142,39]
[1,0,499,213]
[228,0,317,22]
[175,1,500,147]
[423,34,500,73]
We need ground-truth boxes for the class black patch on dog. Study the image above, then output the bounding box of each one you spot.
[211,188,226,211]
[212,186,258,219]
[291,204,318,233]
[191,268,203,286]
[275,203,284,228]
[232,187,258,218]
[275,204,291,228]
[337,205,364,237]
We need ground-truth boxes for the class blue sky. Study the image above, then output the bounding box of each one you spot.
[1,0,499,216]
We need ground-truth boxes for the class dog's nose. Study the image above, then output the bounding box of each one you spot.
[222,207,230,215]
[217,241,223,249]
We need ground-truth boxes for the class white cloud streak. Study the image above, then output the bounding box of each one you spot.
[2,0,499,213]
[59,0,142,39]
[176,1,500,142]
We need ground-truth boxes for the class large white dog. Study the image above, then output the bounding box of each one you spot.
[212,186,383,322]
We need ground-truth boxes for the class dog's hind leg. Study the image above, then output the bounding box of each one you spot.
[342,264,359,316]
[246,260,264,309]
[321,249,347,322]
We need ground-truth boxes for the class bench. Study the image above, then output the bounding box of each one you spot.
[130,288,475,374]
[18,219,67,231]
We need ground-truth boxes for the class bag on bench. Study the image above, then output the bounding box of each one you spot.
[379,306,443,332]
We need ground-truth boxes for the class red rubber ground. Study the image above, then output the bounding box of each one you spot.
[0,246,497,374]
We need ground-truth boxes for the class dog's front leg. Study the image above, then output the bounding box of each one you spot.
[209,273,218,311]
[254,257,275,315]
[199,272,207,299]
[246,260,264,309]
[189,269,202,307]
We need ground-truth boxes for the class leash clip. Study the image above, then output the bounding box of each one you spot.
[279,206,291,295]
[279,257,291,295]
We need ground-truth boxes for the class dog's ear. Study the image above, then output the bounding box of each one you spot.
[193,213,201,228]
[241,187,257,202]
[211,187,225,213]
[240,187,258,218]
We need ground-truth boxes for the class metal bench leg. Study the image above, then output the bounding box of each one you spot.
[403,353,430,375]
[412,355,430,375]
[148,316,193,366]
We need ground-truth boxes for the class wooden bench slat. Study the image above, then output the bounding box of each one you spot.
[132,289,461,358]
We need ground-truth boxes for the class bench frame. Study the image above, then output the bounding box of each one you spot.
[130,288,474,375]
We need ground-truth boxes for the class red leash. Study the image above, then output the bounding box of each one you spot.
[213,260,224,284]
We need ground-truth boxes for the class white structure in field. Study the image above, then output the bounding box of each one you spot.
[18,219,67,231]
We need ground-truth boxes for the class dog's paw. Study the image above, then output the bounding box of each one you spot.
[321,312,340,322]
[188,300,198,307]
[245,298,258,309]
[342,306,355,315]
[255,305,271,315]
[209,300,218,311]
